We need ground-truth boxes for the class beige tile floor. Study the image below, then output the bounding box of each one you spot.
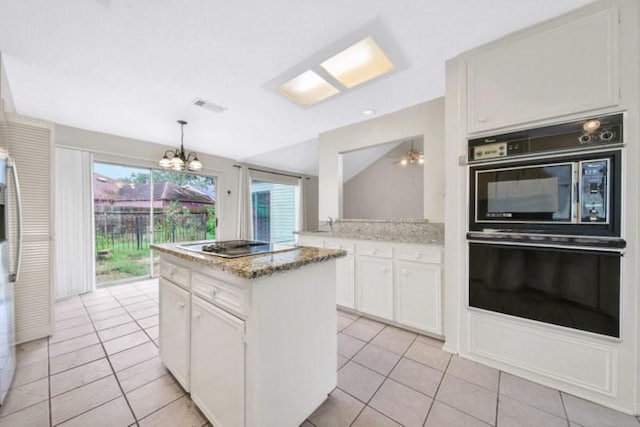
[1,278,639,427]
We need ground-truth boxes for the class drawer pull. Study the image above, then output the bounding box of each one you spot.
[194,311,201,319]
[414,253,422,259]
[209,289,218,298]
[380,267,388,273]
[177,302,185,310]
[371,249,377,255]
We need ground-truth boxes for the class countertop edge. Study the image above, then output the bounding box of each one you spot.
[295,231,444,245]
[151,244,347,280]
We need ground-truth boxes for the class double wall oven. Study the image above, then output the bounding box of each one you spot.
[467,114,624,338]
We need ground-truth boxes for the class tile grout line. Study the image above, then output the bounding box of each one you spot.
[344,320,422,427]
[109,284,183,424]
[75,291,140,427]
[495,370,501,427]
[47,335,53,427]
[113,289,159,346]
[421,343,454,427]
[559,392,572,427]
[339,314,496,427]
[44,282,175,426]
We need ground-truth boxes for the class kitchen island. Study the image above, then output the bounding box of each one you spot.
[152,242,346,427]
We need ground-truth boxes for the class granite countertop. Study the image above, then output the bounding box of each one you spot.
[295,230,443,245]
[151,243,346,280]
[296,219,444,245]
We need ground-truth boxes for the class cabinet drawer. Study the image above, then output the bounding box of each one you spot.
[191,272,247,318]
[160,260,190,289]
[395,245,441,264]
[356,242,392,258]
[325,239,355,254]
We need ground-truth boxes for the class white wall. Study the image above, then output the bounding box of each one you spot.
[318,97,444,222]
[343,141,424,219]
[0,53,16,118]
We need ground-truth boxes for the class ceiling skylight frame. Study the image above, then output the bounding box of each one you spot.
[264,18,408,109]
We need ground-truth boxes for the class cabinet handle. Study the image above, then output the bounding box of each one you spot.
[194,311,201,319]
[414,253,422,259]
[177,302,185,310]
[209,289,218,298]
[477,115,488,123]
[381,267,388,273]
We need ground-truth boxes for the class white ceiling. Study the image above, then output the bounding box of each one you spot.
[0,0,593,174]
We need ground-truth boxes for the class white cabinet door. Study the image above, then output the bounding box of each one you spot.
[297,235,324,248]
[336,254,355,309]
[325,240,355,309]
[467,7,619,133]
[356,256,393,320]
[395,261,442,334]
[191,296,245,427]
[159,278,191,390]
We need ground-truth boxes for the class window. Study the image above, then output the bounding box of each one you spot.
[93,162,217,285]
[250,176,298,244]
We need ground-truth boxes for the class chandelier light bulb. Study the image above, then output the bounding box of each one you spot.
[159,120,204,172]
[158,156,171,168]
[189,158,203,171]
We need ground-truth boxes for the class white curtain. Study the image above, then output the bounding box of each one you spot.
[296,177,307,232]
[237,166,253,240]
[55,147,94,298]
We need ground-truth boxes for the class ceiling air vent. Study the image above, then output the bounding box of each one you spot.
[192,98,227,113]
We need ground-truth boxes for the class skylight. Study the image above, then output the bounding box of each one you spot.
[277,70,340,106]
[320,37,394,89]
[265,19,405,108]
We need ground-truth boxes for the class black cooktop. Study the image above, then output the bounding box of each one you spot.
[178,240,297,258]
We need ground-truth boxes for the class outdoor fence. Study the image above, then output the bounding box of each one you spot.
[95,211,212,253]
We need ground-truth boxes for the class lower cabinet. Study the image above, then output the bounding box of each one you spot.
[356,255,393,320]
[159,278,191,390]
[191,296,245,427]
[298,234,443,335]
[158,254,337,426]
[395,261,442,334]
[336,254,355,308]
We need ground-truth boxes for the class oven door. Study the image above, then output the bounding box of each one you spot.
[468,242,621,338]
[473,161,576,224]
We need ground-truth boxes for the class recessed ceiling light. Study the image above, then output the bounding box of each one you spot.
[277,70,340,106]
[320,36,394,89]
[361,109,376,116]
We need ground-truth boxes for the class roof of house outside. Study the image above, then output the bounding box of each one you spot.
[94,173,215,204]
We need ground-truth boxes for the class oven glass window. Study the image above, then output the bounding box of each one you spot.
[469,243,620,337]
[476,163,573,223]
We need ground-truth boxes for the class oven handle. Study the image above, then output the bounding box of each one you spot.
[467,239,625,254]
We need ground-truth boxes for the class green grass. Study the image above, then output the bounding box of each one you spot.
[95,231,216,284]
[96,249,150,284]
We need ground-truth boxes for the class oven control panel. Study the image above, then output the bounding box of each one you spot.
[467,113,623,163]
[580,159,608,223]
[472,142,507,161]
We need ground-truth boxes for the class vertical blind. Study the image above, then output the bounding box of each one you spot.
[55,147,94,298]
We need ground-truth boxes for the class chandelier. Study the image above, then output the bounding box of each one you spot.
[158,120,203,171]
[398,140,424,166]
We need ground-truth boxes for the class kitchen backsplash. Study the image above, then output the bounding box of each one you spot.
[319,218,444,244]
